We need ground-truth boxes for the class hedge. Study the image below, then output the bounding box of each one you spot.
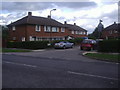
[7,41,49,49]
[98,40,120,53]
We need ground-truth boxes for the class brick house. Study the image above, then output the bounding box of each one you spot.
[102,22,120,39]
[8,12,87,42]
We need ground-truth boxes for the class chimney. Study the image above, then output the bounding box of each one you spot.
[48,15,51,19]
[74,23,76,25]
[64,21,67,24]
[28,12,32,16]
[114,22,116,24]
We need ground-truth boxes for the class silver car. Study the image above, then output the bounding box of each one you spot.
[54,41,74,49]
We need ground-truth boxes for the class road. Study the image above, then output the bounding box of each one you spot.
[2,48,119,88]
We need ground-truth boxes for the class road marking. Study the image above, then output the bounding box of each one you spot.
[68,71,118,81]
[3,61,37,68]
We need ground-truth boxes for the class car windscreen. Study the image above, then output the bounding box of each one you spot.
[82,40,96,44]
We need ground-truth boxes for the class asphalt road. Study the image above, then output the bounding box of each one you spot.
[2,53,119,88]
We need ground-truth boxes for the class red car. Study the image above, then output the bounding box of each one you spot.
[80,39,97,51]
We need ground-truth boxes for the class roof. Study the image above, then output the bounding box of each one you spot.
[8,16,64,27]
[8,12,87,32]
[103,23,120,31]
[64,24,87,32]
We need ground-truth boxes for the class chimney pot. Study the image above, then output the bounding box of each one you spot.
[28,12,32,16]
[114,22,116,24]
[64,21,67,24]
[74,23,76,25]
[48,15,51,19]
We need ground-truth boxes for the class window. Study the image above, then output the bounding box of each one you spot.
[13,37,16,40]
[75,31,79,34]
[29,36,34,41]
[52,27,58,32]
[22,37,25,41]
[79,31,82,35]
[36,25,41,32]
[114,30,118,33]
[109,31,112,34]
[71,31,74,34]
[12,26,16,31]
[44,26,51,32]
[61,28,65,32]
[57,27,59,32]
[83,32,86,35]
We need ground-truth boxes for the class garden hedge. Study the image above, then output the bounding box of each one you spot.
[7,41,49,49]
[98,39,120,53]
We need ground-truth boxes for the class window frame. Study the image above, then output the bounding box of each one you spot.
[35,25,41,32]
[61,28,65,32]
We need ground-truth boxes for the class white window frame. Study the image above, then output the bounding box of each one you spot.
[71,30,74,34]
[61,28,65,32]
[12,26,16,31]
[57,27,59,32]
[52,27,57,32]
[44,26,51,32]
[76,31,79,34]
[13,37,16,40]
[22,37,25,41]
[35,25,41,32]
[79,31,82,35]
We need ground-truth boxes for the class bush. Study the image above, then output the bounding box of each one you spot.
[98,40,120,53]
[7,41,49,50]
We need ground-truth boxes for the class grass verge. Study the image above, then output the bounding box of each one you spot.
[2,48,31,52]
[85,53,119,63]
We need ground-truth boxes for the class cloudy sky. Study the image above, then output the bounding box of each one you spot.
[1,0,119,34]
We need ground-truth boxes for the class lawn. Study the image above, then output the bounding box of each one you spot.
[85,53,119,63]
[2,48,31,52]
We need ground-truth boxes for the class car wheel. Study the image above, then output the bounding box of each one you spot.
[63,46,66,49]
[81,47,83,50]
[71,45,74,48]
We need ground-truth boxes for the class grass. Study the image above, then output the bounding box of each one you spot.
[2,48,31,52]
[85,53,119,63]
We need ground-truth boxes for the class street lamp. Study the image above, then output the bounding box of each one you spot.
[50,9,56,18]
[49,9,56,42]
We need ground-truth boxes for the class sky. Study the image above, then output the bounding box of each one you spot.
[0,0,119,34]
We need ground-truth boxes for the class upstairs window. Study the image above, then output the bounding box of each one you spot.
[12,26,16,31]
[75,31,79,34]
[61,28,65,32]
[44,26,51,32]
[52,27,59,32]
[35,25,41,32]
[71,31,74,34]
[79,32,82,35]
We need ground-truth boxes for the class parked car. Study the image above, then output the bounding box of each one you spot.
[54,41,74,49]
[80,39,97,51]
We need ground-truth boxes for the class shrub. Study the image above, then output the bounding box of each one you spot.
[7,41,49,49]
[98,40,120,53]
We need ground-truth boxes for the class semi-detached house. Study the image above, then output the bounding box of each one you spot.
[8,12,87,42]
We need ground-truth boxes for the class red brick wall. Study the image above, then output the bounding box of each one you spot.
[8,24,88,42]
[26,25,71,38]
[102,30,120,39]
[8,25,26,42]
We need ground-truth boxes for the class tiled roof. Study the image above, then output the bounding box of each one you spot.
[8,12,87,32]
[103,23,120,31]
[64,24,87,31]
[9,16,64,27]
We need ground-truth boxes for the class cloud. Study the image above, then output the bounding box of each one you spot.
[1,2,118,34]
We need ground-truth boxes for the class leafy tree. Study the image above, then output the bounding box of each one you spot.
[2,25,9,39]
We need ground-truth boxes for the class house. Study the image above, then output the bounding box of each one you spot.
[64,21,87,40]
[8,12,87,42]
[102,22,120,39]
